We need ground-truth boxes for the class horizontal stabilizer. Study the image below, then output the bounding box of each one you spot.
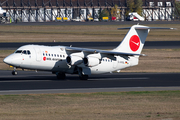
[118,27,175,30]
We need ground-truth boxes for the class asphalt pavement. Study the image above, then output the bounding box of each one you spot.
[3,21,180,26]
[0,70,180,94]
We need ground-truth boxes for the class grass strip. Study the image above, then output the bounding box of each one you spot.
[0,90,180,120]
[0,24,179,43]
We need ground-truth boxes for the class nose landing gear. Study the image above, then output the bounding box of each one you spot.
[12,67,18,75]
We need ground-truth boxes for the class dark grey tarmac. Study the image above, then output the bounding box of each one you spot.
[0,70,180,94]
[2,21,180,26]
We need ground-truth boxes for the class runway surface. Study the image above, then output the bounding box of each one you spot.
[0,70,180,94]
[0,41,180,50]
[3,21,180,26]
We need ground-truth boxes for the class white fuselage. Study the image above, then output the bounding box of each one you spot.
[4,45,137,75]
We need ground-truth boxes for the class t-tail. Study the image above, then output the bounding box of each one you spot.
[113,24,174,55]
[112,24,175,67]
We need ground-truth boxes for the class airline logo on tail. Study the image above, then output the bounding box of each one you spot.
[129,35,140,52]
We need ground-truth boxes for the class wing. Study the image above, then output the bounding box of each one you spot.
[65,46,145,56]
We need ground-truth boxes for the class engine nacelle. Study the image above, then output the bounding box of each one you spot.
[66,56,83,65]
[83,57,100,67]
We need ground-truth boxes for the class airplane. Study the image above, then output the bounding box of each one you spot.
[3,24,174,80]
[0,7,6,16]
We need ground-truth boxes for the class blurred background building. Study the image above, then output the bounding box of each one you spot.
[0,0,177,22]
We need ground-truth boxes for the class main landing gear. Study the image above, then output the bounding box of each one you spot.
[12,67,18,75]
[56,72,66,80]
[79,74,88,80]
[78,68,88,80]
[55,71,88,80]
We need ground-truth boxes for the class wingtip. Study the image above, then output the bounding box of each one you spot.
[141,54,147,57]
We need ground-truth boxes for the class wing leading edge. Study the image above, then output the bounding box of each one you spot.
[65,46,145,56]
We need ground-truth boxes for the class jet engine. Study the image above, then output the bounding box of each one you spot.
[66,56,83,66]
[83,57,100,67]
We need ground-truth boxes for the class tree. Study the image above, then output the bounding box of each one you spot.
[174,1,180,19]
[126,0,143,16]
[126,0,134,16]
[98,9,109,21]
[110,4,121,19]
[134,0,143,15]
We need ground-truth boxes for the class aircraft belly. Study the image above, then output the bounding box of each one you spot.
[90,62,114,74]
[90,60,132,74]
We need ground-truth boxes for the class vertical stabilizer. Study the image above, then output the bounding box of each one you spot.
[113,25,150,55]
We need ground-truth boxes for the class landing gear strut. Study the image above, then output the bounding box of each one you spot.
[78,68,88,80]
[12,67,17,75]
[56,72,66,80]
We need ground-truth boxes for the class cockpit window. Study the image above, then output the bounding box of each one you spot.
[27,50,31,55]
[22,50,27,54]
[15,50,31,55]
[15,50,22,53]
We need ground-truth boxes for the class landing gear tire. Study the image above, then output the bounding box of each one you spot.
[56,72,66,80]
[12,67,17,75]
[79,75,88,80]
[78,67,89,80]
[12,71,18,75]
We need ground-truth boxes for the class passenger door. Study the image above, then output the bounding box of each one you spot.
[34,47,42,62]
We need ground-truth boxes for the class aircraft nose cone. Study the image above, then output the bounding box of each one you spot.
[3,57,12,64]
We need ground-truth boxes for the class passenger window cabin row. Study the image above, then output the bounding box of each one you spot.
[43,53,65,58]
[102,59,112,62]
